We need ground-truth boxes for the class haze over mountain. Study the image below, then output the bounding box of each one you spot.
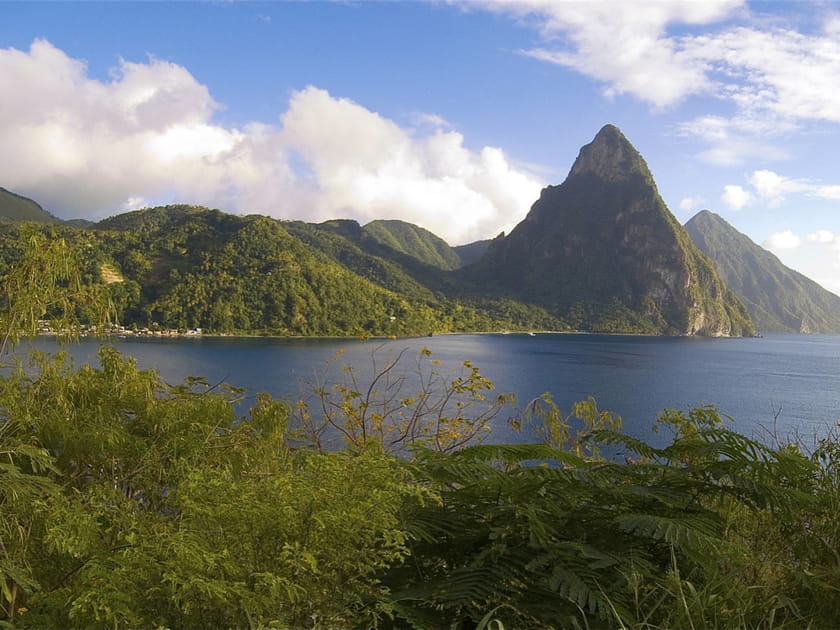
[467,125,755,336]
[685,210,840,333]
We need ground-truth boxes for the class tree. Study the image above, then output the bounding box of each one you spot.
[379,405,815,629]
[0,229,116,624]
[293,346,515,454]
[0,229,114,353]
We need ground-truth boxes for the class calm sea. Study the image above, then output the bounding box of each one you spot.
[24,332,840,448]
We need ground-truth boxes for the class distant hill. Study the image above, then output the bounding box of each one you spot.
[454,238,493,267]
[685,210,840,333]
[64,218,96,229]
[0,187,59,223]
[94,205,450,335]
[467,125,755,336]
[362,219,462,270]
[282,218,563,331]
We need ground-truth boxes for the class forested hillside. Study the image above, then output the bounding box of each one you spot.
[362,218,462,270]
[686,210,840,333]
[0,187,58,223]
[0,206,562,336]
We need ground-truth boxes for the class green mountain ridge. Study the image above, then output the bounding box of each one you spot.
[453,238,493,267]
[93,206,454,335]
[0,187,59,223]
[362,219,462,270]
[466,125,755,336]
[0,204,551,336]
[685,209,840,333]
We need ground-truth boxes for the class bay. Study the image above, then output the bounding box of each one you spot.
[25,332,840,449]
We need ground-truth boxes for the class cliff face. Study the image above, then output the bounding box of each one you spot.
[686,209,840,333]
[470,125,755,336]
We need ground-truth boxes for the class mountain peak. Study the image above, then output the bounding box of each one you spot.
[468,125,755,336]
[685,210,840,332]
[568,124,653,183]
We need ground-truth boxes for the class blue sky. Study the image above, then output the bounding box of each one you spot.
[2,1,839,294]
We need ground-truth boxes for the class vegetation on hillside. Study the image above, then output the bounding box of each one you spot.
[1,231,840,629]
[0,188,58,224]
[686,209,840,333]
[362,219,462,271]
[0,208,563,337]
[465,126,756,337]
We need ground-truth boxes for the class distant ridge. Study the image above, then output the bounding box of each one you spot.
[685,210,840,333]
[467,125,755,336]
[453,238,493,267]
[0,187,59,223]
[363,219,461,270]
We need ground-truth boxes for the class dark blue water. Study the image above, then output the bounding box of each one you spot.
[25,333,840,448]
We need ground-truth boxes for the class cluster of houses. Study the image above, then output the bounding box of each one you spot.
[37,321,203,338]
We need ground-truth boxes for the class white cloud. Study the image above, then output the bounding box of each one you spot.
[721,184,751,210]
[277,87,543,242]
[0,40,544,245]
[748,169,811,200]
[764,228,840,295]
[675,115,792,166]
[475,2,840,164]
[476,0,742,108]
[807,229,836,244]
[678,196,705,211]
[122,197,148,212]
[744,169,840,205]
[815,185,840,200]
[763,230,802,250]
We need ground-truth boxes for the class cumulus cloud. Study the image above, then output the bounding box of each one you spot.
[749,169,809,199]
[0,40,543,244]
[743,169,840,205]
[276,87,542,242]
[721,185,751,210]
[678,196,705,211]
[808,229,837,244]
[763,230,802,250]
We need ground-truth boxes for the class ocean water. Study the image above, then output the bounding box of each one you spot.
[23,332,840,449]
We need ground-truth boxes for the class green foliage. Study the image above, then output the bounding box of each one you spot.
[294,347,515,454]
[362,219,462,271]
[379,402,817,629]
[0,229,114,352]
[0,349,415,629]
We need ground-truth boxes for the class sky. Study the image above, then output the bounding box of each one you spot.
[1,1,840,295]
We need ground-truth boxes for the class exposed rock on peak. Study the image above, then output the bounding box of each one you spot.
[568,124,653,184]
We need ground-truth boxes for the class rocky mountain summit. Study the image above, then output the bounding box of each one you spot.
[468,125,755,336]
